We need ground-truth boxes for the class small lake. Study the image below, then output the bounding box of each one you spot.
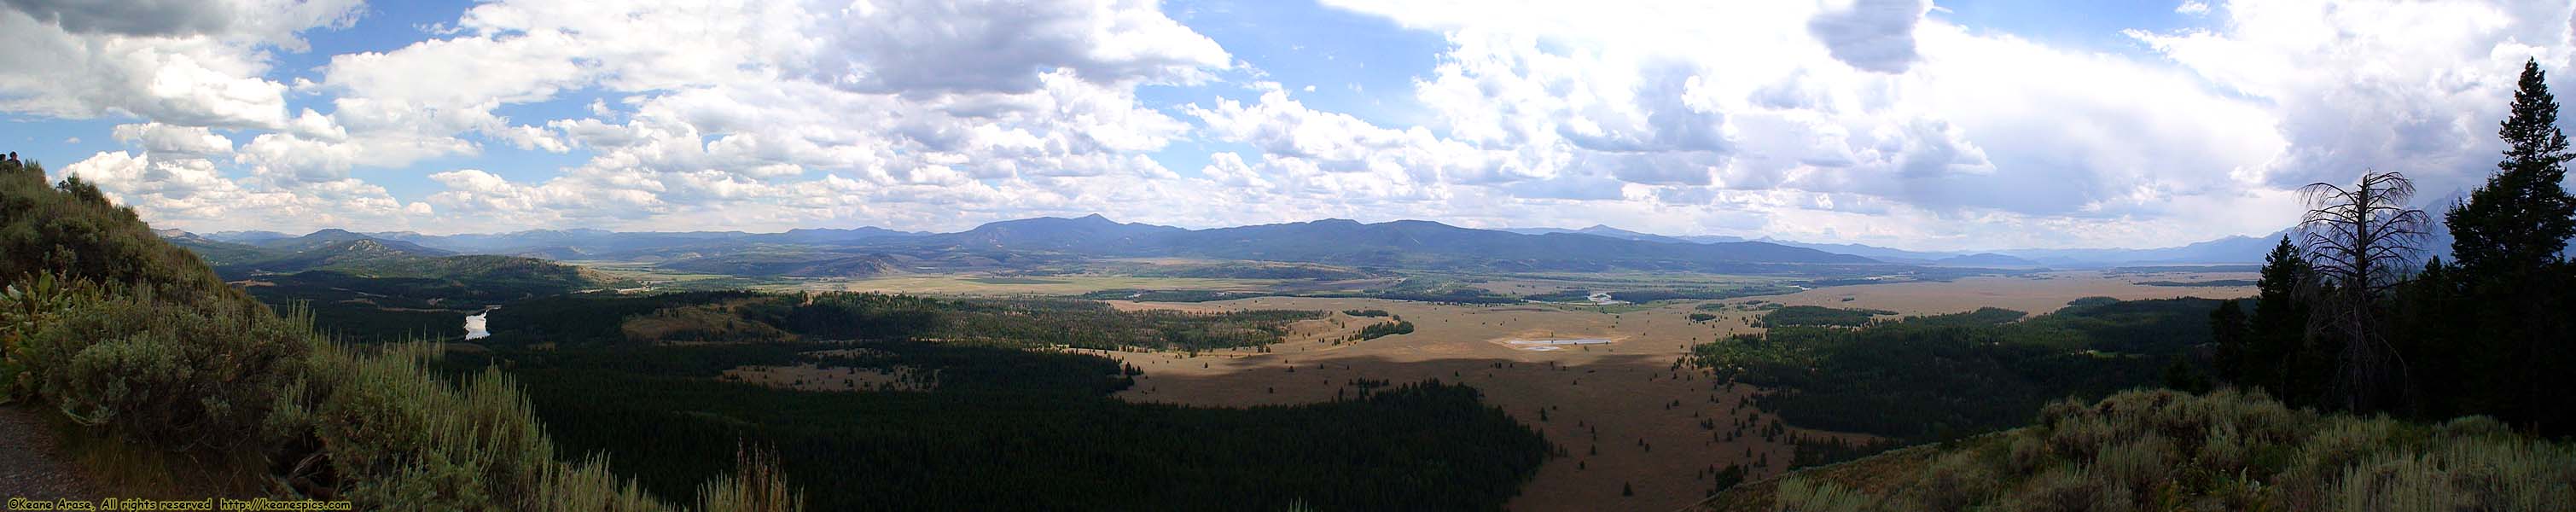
[463,308,494,340]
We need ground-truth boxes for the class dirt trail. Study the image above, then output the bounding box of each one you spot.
[0,405,98,498]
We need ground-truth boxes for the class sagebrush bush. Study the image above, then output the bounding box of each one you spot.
[2003,432,2047,475]
[2042,413,2112,463]
[11,283,311,455]
[2281,415,2405,494]
[2194,422,2247,475]
[1900,451,1996,510]
[2091,435,2174,505]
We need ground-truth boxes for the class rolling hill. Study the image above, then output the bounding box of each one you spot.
[164,230,617,292]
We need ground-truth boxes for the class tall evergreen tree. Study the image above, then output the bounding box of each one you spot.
[2448,58,2576,275]
[2443,58,2576,433]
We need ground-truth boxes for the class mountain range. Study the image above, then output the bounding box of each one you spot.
[166,214,2309,279]
[1511,225,2294,267]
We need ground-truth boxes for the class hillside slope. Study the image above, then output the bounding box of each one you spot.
[172,231,614,288]
[0,155,790,509]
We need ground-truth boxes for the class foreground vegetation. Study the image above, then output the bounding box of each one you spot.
[0,155,791,509]
[1707,388,2575,511]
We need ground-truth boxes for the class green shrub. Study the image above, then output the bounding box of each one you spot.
[2004,433,2048,474]
[2043,414,2112,463]
[11,283,311,455]
[1902,451,1997,509]
[2090,435,2174,506]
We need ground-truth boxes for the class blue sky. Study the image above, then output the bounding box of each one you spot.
[1,0,2566,251]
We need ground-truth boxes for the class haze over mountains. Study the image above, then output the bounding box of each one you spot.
[178,214,2294,274]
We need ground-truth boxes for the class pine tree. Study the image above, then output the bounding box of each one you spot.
[2442,58,2576,433]
[2449,58,2576,276]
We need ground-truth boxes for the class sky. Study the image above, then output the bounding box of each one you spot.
[1,0,2571,252]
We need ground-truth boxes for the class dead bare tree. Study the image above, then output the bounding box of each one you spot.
[2298,169,2432,412]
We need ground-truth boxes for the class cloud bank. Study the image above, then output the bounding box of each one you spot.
[0,0,2565,251]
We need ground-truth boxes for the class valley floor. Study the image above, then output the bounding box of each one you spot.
[1063,270,2253,510]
